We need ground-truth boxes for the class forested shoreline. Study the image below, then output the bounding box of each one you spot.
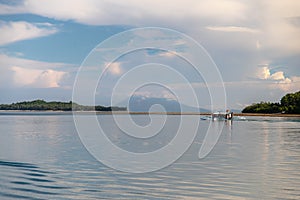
[242,91,300,114]
[0,100,126,111]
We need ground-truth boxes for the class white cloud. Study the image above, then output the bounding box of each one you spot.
[0,3,26,14]
[277,76,300,92]
[105,62,122,76]
[159,51,176,57]
[0,0,246,25]
[270,71,285,81]
[255,65,300,92]
[206,26,259,33]
[0,54,68,70]
[133,90,176,100]
[256,1,300,56]
[0,54,70,88]
[256,66,271,80]
[0,21,58,45]
[256,66,287,81]
[12,66,66,88]
[264,0,300,19]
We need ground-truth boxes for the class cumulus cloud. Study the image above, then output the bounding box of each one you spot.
[256,66,271,80]
[256,66,287,81]
[270,71,285,81]
[105,62,122,76]
[0,21,58,45]
[255,65,300,92]
[0,54,70,88]
[12,66,66,88]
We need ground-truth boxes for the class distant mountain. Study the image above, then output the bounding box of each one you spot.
[126,96,210,113]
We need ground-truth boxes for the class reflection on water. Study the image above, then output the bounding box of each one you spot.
[0,114,299,199]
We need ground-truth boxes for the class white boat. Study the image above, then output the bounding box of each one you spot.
[211,110,233,120]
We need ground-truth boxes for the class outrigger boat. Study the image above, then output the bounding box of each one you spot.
[200,110,234,121]
[211,110,233,120]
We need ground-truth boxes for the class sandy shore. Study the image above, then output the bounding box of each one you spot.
[94,111,300,117]
[1,110,300,117]
[231,113,300,117]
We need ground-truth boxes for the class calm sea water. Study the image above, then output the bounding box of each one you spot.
[0,113,299,199]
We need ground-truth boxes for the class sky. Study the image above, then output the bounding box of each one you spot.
[0,0,299,110]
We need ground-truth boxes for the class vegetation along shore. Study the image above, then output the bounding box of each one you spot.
[0,99,126,111]
[242,91,300,114]
[0,91,299,116]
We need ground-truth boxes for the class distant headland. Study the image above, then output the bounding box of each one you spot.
[242,91,300,114]
[0,99,127,111]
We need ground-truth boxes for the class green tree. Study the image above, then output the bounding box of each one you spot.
[280,91,300,113]
[242,91,300,114]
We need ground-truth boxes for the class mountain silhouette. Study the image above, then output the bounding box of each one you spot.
[126,95,210,113]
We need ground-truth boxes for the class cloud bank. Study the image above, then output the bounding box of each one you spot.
[0,21,58,45]
[0,0,299,54]
[0,0,246,25]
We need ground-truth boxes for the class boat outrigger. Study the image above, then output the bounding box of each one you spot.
[211,110,233,120]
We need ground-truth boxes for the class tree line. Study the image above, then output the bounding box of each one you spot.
[0,99,127,111]
[242,91,300,114]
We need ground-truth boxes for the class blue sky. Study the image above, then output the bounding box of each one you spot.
[0,0,299,109]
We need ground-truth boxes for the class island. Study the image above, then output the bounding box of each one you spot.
[0,99,127,112]
[242,91,300,114]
